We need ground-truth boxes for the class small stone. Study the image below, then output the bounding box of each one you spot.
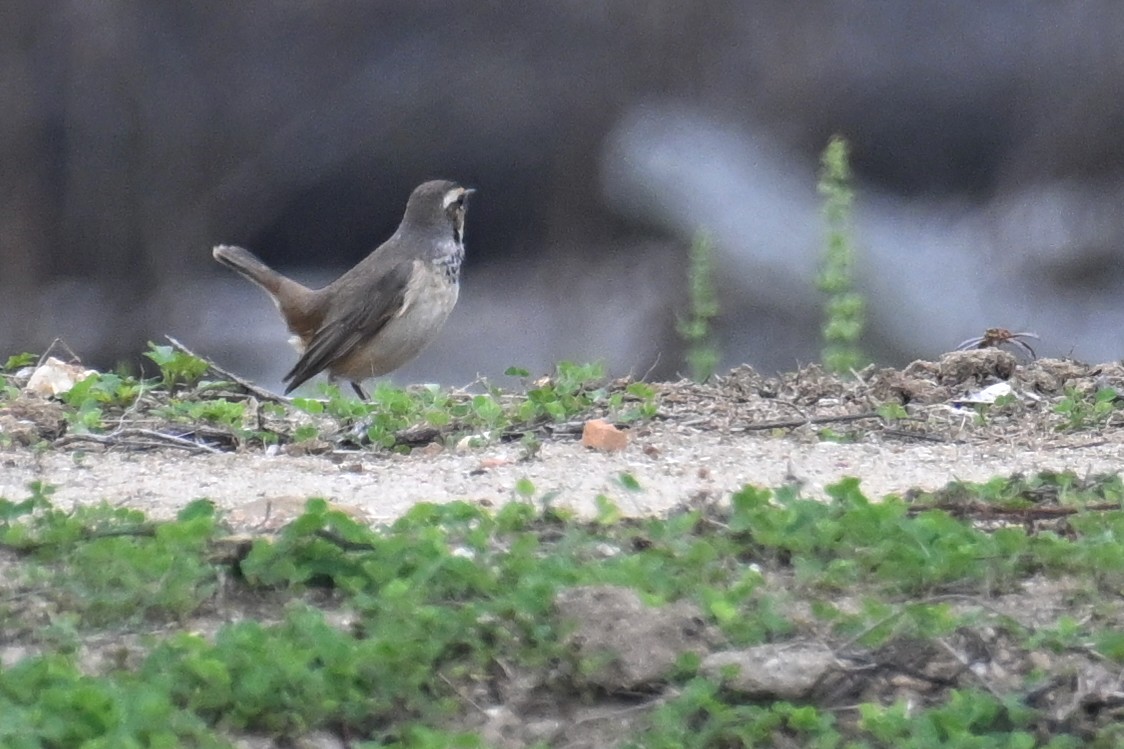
[581,419,629,452]
[475,457,509,471]
[24,357,99,397]
[417,442,445,457]
[701,642,835,699]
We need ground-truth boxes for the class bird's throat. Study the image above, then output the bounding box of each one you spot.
[435,244,464,282]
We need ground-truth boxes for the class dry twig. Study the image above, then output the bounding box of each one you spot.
[165,335,289,405]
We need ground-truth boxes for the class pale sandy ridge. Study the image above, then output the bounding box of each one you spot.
[4,419,1121,528]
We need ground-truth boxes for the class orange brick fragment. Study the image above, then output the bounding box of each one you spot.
[581,418,629,452]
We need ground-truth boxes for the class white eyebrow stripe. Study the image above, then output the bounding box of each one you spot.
[442,188,463,209]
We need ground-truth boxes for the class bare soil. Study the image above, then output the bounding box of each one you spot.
[2,348,1124,747]
[4,350,1124,527]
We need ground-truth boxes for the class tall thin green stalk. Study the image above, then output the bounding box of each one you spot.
[677,231,720,381]
[817,136,867,373]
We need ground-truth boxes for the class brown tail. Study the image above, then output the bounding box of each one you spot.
[212,244,289,295]
[212,245,322,339]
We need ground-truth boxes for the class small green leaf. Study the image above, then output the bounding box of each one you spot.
[514,477,536,499]
[594,494,622,525]
[177,499,216,522]
[877,402,908,421]
[617,472,642,492]
[3,352,37,371]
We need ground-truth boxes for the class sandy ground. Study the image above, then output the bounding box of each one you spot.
[4,410,1122,528]
[4,350,1124,528]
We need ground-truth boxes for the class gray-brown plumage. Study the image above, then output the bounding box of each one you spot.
[213,180,472,398]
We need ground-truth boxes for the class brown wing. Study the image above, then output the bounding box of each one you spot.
[282,260,413,393]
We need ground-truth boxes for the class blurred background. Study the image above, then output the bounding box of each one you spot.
[4,2,1124,388]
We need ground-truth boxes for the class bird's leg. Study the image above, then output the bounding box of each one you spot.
[351,382,370,401]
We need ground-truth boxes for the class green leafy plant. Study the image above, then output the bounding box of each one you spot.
[63,372,144,408]
[634,678,842,748]
[728,479,1037,596]
[5,341,660,454]
[286,361,657,451]
[158,398,247,429]
[1,468,1122,746]
[817,135,867,374]
[1053,386,1119,431]
[0,655,227,747]
[0,496,219,626]
[3,352,37,371]
[877,402,908,421]
[144,342,209,392]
